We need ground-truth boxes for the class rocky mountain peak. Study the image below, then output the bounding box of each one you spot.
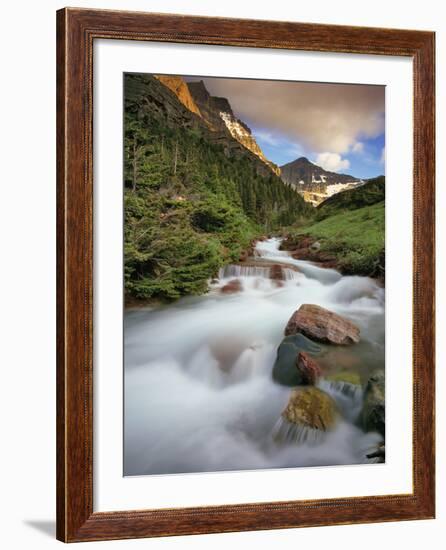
[280,157,363,206]
[186,80,210,105]
[212,96,233,116]
[154,75,201,117]
[187,79,279,175]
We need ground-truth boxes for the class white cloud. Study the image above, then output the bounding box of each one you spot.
[352,141,364,154]
[190,78,385,155]
[315,152,350,173]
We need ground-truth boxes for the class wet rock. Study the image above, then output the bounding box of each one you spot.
[290,248,313,260]
[326,370,361,386]
[296,352,322,385]
[209,337,248,371]
[281,236,337,268]
[366,443,385,463]
[282,387,339,431]
[269,264,285,280]
[272,334,322,386]
[321,371,363,405]
[316,255,339,269]
[284,304,360,345]
[361,370,385,436]
[220,279,242,294]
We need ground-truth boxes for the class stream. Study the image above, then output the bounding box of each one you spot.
[124,238,385,476]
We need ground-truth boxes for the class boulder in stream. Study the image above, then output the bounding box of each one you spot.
[320,370,363,407]
[220,279,242,294]
[296,352,322,385]
[326,370,361,386]
[269,264,285,280]
[285,304,360,345]
[272,334,322,386]
[360,369,385,436]
[282,387,339,431]
[366,443,385,463]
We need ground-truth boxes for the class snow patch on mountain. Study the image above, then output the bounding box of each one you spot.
[325,181,363,197]
[219,111,280,175]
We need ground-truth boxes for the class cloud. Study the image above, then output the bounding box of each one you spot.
[186,77,385,155]
[352,141,364,154]
[315,152,350,172]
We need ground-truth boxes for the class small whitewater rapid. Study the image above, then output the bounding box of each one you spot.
[124,238,384,476]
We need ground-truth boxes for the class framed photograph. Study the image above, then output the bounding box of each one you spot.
[56,8,435,542]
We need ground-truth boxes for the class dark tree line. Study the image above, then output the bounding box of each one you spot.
[124,93,311,302]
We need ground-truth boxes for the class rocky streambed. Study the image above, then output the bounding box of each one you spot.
[271,303,384,455]
[124,238,385,476]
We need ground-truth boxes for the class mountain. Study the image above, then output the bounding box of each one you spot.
[280,157,363,206]
[187,80,280,175]
[316,175,385,219]
[153,76,279,178]
[154,75,202,117]
[124,73,310,302]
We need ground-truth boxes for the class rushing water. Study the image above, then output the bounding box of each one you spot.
[124,238,384,476]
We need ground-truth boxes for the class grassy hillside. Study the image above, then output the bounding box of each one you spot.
[316,176,385,220]
[290,201,385,277]
[124,74,312,303]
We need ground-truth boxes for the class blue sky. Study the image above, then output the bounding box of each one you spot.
[251,127,385,179]
[186,77,385,180]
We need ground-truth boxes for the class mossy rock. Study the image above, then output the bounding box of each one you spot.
[361,370,385,436]
[326,370,361,386]
[282,387,339,431]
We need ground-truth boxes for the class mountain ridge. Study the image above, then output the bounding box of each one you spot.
[153,75,276,178]
[154,75,202,117]
[280,156,363,206]
[186,80,280,175]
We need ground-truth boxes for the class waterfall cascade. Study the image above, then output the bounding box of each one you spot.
[124,237,385,476]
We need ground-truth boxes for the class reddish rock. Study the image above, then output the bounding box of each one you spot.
[270,264,285,280]
[300,236,314,248]
[285,304,360,345]
[220,279,242,294]
[282,236,338,268]
[318,260,339,269]
[296,352,322,385]
[291,248,313,261]
[239,249,249,262]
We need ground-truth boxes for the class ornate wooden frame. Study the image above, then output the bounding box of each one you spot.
[56,7,435,542]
